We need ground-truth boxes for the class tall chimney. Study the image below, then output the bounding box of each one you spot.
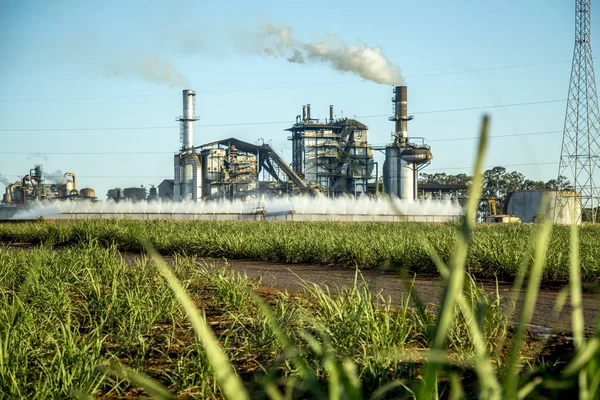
[181,89,197,150]
[329,105,334,122]
[307,104,312,121]
[390,86,410,145]
[302,105,307,122]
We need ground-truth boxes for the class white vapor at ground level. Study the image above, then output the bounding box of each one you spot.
[12,196,463,222]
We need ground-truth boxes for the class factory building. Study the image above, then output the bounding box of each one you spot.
[196,141,258,199]
[286,105,375,196]
[106,186,158,202]
[1,165,95,218]
[169,86,432,202]
[158,180,174,201]
[1,166,95,205]
[170,89,309,201]
[194,138,308,200]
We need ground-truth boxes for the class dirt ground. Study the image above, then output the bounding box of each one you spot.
[4,242,598,334]
[177,257,599,335]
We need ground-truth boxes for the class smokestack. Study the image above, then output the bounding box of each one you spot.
[302,105,307,122]
[181,89,197,150]
[307,104,311,121]
[329,105,334,122]
[390,86,410,145]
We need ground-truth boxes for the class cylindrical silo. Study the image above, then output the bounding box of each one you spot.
[181,159,193,200]
[399,158,414,200]
[385,145,415,199]
[384,145,400,196]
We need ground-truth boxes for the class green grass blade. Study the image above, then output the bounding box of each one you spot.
[568,204,589,400]
[424,236,501,398]
[564,338,600,376]
[250,292,326,398]
[569,205,585,349]
[455,295,501,399]
[517,376,543,399]
[502,196,553,398]
[420,115,490,398]
[103,364,175,400]
[146,246,249,400]
[369,380,412,400]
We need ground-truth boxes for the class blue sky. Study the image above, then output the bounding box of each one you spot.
[0,0,595,197]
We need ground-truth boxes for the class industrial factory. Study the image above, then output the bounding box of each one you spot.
[165,85,432,201]
[0,85,583,224]
[0,85,464,222]
[0,167,96,219]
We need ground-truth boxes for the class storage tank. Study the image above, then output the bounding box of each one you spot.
[148,186,158,200]
[107,188,123,201]
[80,188,96,198]
[506,190,582,224]
[123,187,147,202]
[384,146,401,196]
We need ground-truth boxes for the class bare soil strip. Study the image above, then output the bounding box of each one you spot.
[121,254,600,334]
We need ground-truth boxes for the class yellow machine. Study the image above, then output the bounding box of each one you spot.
[488,198,497,216]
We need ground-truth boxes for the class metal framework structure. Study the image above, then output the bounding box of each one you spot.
[558,0,600,222]
[286,112,375,196]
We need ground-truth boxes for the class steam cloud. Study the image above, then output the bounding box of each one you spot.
[13,197,462,220]
[109,53,189,88]
[46,170,67,184]
[0,174,9,186]
[257,23,404,85]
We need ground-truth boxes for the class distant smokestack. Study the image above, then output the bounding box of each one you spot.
[329,105,334,122]
[390,86,410,144]
[180,89,197,150]
[302,105,307,122]
[307,104,312,121]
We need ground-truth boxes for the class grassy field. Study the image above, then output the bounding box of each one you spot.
[1,220,600,283]
[0,241,584,398]
[1,118,599,398]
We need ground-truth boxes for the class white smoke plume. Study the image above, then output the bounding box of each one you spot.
[257,23,404,85]
[46,170,67,184]
[108,52,189,88]
[54,33,190,89]
[0,174,9,186]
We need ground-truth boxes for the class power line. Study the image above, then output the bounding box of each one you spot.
[358,99,566,119]
[0,129,565,156]
[0,58,590,103]
[427,130,561,143]
[0,98,567,132]
[425,161,558,172]
[406,59,574,78]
